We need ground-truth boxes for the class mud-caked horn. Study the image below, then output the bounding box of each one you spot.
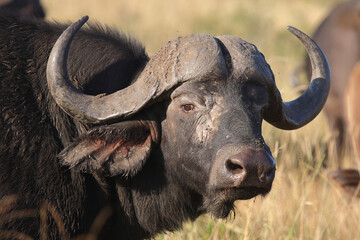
[46,16,225,124]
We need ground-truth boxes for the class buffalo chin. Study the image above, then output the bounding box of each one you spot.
[203,187,271,219]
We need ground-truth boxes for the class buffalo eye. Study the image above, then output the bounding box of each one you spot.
[242,82,269,107]
[181,104,195,112]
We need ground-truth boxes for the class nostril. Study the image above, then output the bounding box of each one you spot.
[260,164,276,182]
[267,166,275,178]
[225,159,245,175]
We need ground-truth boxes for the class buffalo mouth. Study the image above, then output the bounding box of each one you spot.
[204,185,272,219]
[218,185,272,201]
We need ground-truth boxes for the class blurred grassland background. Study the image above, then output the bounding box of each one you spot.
[40,0,359,239]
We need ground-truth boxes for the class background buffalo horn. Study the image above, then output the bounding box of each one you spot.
[264,26,330,130]
[47,16,223,124]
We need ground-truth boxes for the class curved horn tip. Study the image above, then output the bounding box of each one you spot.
[286,26,301,33]
[287,26,304,37]
[78,15,89,24]
[71,15,89,30]
[286,26,297,32]
[286,26,315,45]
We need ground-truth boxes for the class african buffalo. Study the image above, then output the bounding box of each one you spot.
[303,0,360,165]
[296,0,360,197]
[0,14,329,239]
[345,62,360,164]
[329,62,360,198]
[0,0,44,18]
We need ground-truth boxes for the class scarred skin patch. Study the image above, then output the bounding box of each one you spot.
[193,96,226,145]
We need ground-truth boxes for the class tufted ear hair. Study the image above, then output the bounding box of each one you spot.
[59,121,157,177]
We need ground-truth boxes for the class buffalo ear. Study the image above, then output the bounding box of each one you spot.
[59,121,154,177]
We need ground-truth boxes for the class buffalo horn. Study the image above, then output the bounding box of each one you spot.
[46,16,162,124]
[264,26,330,130]
[47,16,223,124]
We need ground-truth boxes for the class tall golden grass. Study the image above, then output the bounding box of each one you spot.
[4,0,359,239]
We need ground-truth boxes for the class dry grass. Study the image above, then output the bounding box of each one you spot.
[3,0,360,239]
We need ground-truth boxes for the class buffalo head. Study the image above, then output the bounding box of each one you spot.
[0,0,45,18]
[46,16,329,222]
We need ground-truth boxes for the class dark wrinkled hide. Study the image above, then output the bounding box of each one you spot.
[0,0,45,18]
[0,14,151,239]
